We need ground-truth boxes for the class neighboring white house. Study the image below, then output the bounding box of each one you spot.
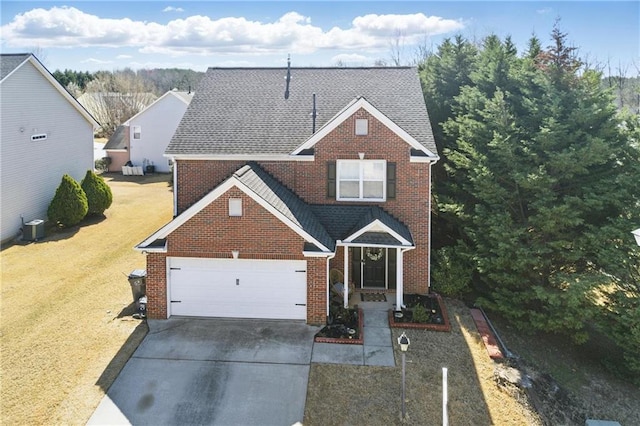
[0,53,99,243]
[123,90,193,173]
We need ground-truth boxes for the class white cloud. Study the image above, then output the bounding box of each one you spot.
[330,53,372,66]
[163,6,184,13]
[81,57,112,65]
[536,7,553,15]
[0,6,464,57]
[116,54,133,59]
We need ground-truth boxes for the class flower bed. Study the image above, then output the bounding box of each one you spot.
[314,307,364,345]
[389,293,451,332]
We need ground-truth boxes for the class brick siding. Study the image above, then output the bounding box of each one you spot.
[157,108,431,322]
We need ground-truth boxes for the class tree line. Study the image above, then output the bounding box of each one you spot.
[420,24,640,383]
[52,68,204,137]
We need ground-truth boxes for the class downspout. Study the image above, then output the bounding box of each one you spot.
[171,157,178,217]
[428,160,433,291]
[326,251,336,318]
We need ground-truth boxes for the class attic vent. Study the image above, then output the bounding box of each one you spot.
[31,133,47,141]
[355,119,368,136]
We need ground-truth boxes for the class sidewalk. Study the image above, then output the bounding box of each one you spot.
[311,298,396,366]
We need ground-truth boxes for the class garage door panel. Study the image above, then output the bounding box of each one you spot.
[168,258,307,320]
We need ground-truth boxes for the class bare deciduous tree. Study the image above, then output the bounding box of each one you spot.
[80,70,156,137]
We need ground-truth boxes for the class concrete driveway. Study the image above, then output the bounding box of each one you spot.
[88,318,319,426]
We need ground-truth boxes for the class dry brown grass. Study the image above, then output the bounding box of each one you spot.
[304,299,540,425]
[0,173,173,425]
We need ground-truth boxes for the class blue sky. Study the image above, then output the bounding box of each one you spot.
[1,1,638,74]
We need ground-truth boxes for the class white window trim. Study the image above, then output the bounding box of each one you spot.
[337,159,386,202]
[132,125,141,140]
[355,118,368,135]
[229,198,242,216]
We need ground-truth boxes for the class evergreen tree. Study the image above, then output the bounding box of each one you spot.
[80,170,113,215]
[433,29,640,347]
[47,175,88,227]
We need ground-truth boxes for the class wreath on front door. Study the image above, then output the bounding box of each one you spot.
[365,248,384,262]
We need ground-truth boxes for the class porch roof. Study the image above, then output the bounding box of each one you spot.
[310,205,414,246]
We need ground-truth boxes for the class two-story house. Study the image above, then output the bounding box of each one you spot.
[1,53,98,243]
[135,66,439,325]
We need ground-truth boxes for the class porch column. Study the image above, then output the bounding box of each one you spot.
[396,247,404,310]
[343,246,349,308]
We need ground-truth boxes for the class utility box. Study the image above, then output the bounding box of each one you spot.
[23,219,45,241]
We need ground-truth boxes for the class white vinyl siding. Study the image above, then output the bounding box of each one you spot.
[1,61,94,242]
[337,160,386,201]
[128,92,190,173]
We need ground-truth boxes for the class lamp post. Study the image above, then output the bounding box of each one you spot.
[398,332,410,420]
[632,228,640,247]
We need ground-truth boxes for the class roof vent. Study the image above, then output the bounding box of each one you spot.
[312,93,317,133]
[284,54,291,100]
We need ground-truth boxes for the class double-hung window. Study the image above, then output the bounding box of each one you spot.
[337,160,386,201]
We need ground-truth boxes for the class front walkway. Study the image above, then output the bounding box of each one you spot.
[311,297,396,366]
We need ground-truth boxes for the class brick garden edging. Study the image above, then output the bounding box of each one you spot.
[314,307,364,345]
[388,293,451,332]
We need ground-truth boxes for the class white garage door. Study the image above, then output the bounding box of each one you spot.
[168,257,307,320]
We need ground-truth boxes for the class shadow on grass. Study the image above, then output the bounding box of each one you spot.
[304,299,497,425]
[95,320,149,393]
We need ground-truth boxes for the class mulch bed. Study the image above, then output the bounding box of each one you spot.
[314,307,364,345]
[389,293,451,332]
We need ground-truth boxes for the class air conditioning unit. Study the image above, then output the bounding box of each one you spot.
[23,219,45,242]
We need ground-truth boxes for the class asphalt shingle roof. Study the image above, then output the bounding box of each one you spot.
[233,163,412,251]
[104,125,128,150]
[310,205,413,245]
[0,53,30,81]
[234,163,335,251]
[166,67,436,156]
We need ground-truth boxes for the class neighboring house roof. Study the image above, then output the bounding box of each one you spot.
[124,89,194,125]
[136,163,413,253]
[104,125,129,150]
[0,53,31,80]
[0,53,99,129]
[166,67,437,158]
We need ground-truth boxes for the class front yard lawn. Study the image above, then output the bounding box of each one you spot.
[0,173,173,425]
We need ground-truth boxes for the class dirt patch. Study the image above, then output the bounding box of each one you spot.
[304,299,541,425]
[0,174,173,424]
[491,316,640,425]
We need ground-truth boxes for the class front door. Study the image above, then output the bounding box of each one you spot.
[363,248,386,288]
[351,247,398,290]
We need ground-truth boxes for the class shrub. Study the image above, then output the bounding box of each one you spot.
[431,244,473,297]
[412,304,430,323]
[81,169,113,215]
[47,174,88,227]
[94,156,111,173]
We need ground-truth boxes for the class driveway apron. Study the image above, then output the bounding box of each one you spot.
[88,318,319,426]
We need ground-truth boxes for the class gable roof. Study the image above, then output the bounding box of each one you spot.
[1,53,99,129]
[310,205,413,246]
[136,162,334,253]
[166,67,437,158]
[124,90,193,125]
[0,53,31,81]
[136,162,413,253]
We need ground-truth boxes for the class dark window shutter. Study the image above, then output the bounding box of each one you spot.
[387,162,396,199]
[327,161,336,198]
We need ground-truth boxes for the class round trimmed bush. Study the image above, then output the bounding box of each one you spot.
[47,174,88,227]
[81,169,113,215]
